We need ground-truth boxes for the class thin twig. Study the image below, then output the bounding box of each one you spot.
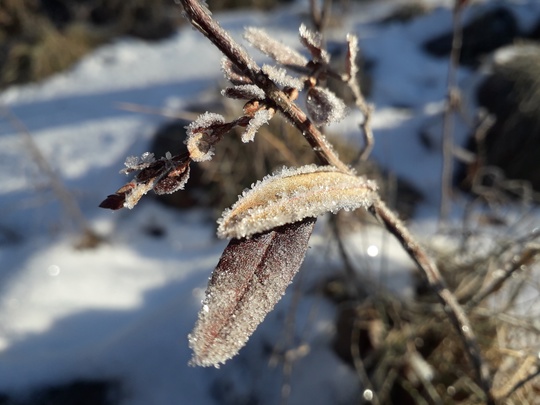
[439,2,465,227]
[0,105,101,248]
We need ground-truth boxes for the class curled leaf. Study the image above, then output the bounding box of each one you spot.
[241,108,273,143]
[99,152,191,210]
[217,164,378,239]
[222,84,266,100]
[189,217,316,367]
[185,112,226,162]
[306,86,347,125]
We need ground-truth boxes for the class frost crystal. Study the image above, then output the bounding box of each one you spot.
[243,27,308,68]
[262,64,304,90]
[121,152,156,174]
[141,152,155,163]
[217,164,378,239]
[242,109,272,143]
[306,87,347,125]
[124,155,139,169]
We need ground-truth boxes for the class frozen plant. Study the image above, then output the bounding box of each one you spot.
[99,2,493,401]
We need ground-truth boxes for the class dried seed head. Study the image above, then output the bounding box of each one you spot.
[221,57,252,85]
[217,164,378,239]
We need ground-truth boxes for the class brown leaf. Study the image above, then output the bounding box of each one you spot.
[188,217,316,367]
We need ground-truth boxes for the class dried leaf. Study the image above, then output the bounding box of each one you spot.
[189,217,316,367]
[299,24,329,64]
[217,164,378,239]
[99,152,191,210]
[306,86,347,125]
[243,27,308,68]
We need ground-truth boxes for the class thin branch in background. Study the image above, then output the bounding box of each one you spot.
[467,245,540,310]
[309,0,332,34]
[115,102,201,121]
[0,105,101,249]
[492,354,539,400]
[439,0,466,227]
[343,33,374,163]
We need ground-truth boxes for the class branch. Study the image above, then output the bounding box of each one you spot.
[179,0,349,173]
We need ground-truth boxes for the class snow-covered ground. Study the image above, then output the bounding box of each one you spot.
[1,1,540,404]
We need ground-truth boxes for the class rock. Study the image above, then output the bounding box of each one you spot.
[459,44,540,193]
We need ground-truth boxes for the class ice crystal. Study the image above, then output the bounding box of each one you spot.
[217,164,378,239]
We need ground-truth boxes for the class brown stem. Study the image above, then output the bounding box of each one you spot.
[370,197,493,403]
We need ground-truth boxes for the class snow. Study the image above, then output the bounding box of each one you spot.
[1,0,540,404]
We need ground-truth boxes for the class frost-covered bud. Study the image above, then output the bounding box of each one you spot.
[222,84,266,100]
[306,86,347,125]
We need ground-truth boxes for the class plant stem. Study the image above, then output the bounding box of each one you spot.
[179,0,349,173]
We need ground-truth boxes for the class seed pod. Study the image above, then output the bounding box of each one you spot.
[217,164,378,239]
